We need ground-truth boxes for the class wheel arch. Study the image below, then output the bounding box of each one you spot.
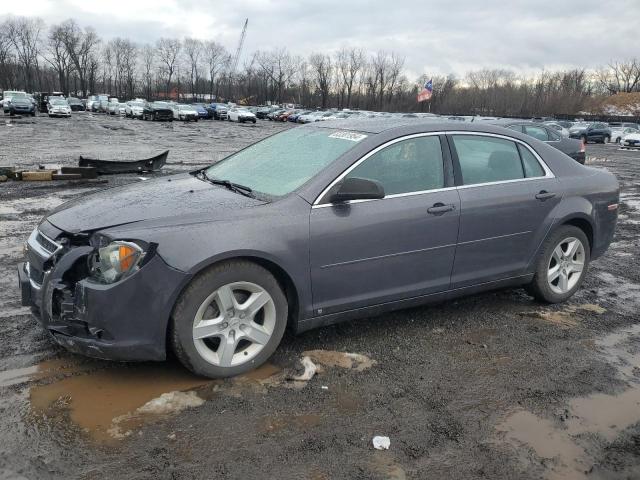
[178,252,301,328]
[560,216,594,252]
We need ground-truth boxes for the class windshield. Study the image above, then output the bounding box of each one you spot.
[130,101,144,107]
[50,99,67,105]
[204,127,368,197]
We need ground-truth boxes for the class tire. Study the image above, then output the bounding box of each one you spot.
[525,225,590,303]
[170,260,288,378]
[603,135,610,144]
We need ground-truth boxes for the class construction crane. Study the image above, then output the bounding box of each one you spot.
[227,18,248,100]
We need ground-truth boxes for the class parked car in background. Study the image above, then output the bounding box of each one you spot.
[173,104,199,122]
[569,122,611,143]
[17,120,619,378]
[1,91,27,113]
[125,100,145,118]
[209,103,229,120]
[192,104,210,119]
[47,98,71,117]
[67,97,85,111]
[228,107,257,123]
[608,122,639,144]
[288,110,312,122]
[107,101,121,115]
[297,111,329,123]
[8,97,36,116]
[142,101,174,121]
[116,103,128,115]
[621,130,640,149]
[543,121,570,137]
[497,121,586,164]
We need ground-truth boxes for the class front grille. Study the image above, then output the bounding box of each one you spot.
[36,232,59,255]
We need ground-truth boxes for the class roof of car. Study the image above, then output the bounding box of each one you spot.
[308,117,528,135]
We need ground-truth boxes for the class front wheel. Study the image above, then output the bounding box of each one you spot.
[170,260,288,378]
[525,225,590,303]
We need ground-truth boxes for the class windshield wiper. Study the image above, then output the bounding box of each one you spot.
[198,170,255,198]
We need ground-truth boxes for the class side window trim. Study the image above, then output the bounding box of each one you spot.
[313,132,451,206]
[446,132,555,189]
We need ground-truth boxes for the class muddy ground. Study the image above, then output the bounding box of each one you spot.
[0,112,639,480]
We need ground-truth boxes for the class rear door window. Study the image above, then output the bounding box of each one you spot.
[523,125,550,141]
[517,144,545,178]
[451,135,524,185]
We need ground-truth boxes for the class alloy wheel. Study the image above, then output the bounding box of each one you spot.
[192,281,276,367]
[547,236,585,294]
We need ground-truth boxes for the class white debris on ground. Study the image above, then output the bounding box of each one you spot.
[108,391,205,439]
[372,436,391,450]
[290,356,318,381]
[136,390,205,415]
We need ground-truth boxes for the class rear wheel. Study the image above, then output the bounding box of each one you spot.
[526,225,590,303]
[170,260,288,378]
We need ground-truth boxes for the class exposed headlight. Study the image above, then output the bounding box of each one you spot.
[90,240,146,283]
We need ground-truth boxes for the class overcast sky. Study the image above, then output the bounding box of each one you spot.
[3,0,640,79]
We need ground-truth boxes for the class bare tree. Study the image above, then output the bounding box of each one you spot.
[204,40,226,101]
[59,20,100,96]
[255,48,298,103]
[156,37,181,96]
[310,53,332,108]
[183,38,203,101]
[6,17,44,91]
[140,44,155,100]
[0,22,16,89]
[45,23,72,94]
[336,48,365,109]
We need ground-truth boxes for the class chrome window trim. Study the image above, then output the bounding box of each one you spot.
[312,130,555,208]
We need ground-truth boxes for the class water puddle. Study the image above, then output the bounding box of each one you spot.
[496,323,640,479]
[29,363,210,442]
[22,350,376,443]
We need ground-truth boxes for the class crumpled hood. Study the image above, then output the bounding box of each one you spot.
[45,173,265,233]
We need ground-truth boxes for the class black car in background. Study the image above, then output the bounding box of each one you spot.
[209,103,228,120]
[497,121,586,164]
[8,98,36,116]
[67,97,85,111]
[569,122,612,143]
[142,102,174,121]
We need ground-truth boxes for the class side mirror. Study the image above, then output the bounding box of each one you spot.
[329,177,385,203]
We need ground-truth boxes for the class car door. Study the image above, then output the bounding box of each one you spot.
[309,134,460,315]
[448,133,559,288]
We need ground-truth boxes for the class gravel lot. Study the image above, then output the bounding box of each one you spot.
[1,112,639,480]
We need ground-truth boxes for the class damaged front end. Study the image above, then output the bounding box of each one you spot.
[17,220,189,361]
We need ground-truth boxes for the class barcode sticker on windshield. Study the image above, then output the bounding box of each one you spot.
[328,131,368,142]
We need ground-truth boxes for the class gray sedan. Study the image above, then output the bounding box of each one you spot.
[18,119,619,378]
[494,121,586,164]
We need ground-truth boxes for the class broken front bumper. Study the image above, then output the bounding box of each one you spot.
[18,226,190,361]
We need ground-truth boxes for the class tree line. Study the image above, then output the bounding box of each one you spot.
[1,15,639,116]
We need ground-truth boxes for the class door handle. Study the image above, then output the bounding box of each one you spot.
[427,203,455,215]
[535,190,556,201]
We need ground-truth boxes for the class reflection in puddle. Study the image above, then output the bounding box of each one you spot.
[496,324,640,479]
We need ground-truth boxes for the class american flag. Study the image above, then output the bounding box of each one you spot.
[417,79,433,102]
